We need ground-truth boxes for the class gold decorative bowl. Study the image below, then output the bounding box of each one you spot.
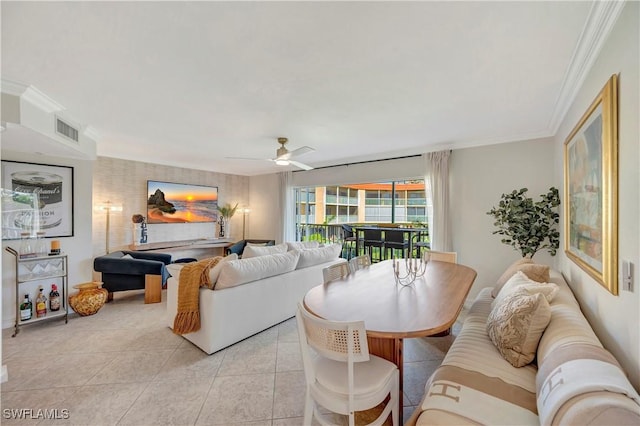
[69,281,108,316]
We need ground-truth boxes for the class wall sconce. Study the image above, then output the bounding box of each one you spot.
[95,200,123,254]
[241,207,251,240]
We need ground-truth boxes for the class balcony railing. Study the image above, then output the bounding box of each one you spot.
[296,223,430,259]
[296,223,343,244]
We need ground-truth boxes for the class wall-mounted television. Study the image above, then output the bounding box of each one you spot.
[147,180,218,224]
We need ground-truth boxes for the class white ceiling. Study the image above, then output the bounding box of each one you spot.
[1,1,602,176]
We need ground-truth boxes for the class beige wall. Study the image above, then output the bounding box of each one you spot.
[248,173,282,242]
[553,1,639,390]
[92,157,250,257]
[450,137,556,302]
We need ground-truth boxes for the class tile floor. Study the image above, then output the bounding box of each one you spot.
[1,290,461,425]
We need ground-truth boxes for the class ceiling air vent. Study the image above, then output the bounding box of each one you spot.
[55,116,79,143]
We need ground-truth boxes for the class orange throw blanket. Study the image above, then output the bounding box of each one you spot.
[173,256,222,334]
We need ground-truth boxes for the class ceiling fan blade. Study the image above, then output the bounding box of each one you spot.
[288,146,314,158]
[289,160,314,170]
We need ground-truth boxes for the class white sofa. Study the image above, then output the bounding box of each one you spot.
[408,268,640,425]
[166,243,345,354]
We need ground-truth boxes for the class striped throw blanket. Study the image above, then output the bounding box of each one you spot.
[173,256,222,334]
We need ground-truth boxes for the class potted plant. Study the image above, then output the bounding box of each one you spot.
[486,187,560,258]
[217,203,238,238]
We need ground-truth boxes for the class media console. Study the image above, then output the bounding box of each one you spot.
[129,238,233,260]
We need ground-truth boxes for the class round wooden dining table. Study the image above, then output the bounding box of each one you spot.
[303,258,477,423]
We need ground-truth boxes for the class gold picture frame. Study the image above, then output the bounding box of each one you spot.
[564,74,618,295]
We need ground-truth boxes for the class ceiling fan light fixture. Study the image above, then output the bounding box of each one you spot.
[275,159,290,166]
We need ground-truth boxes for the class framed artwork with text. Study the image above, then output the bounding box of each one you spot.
[1,160,74,239]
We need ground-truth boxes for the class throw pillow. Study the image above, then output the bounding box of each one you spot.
[295,243,342,269]
[208,253,238,284]
[492,259,550,297]
[246,242,268,246]
[121,253,134,259]
[286,241,320,251]
[487,288,551,367]
[492,270,559,308]
[242,243,288,259]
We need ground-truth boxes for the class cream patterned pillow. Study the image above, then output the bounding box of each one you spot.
[487,288,551,367]
[492,270,559,308]
[492,259,550,297]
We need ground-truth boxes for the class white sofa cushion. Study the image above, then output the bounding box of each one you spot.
[216,250,300,289]
[295,243,342,269]
[166,262,184,278]
[242,242,288,259]
[286,241,320,250]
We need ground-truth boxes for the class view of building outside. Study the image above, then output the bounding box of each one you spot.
[295,179,429,227]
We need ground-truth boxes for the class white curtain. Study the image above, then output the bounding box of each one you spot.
[424,150,452,251]
[278,171,295,243]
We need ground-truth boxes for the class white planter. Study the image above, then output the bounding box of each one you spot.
[132,223,148,245]
[218,218,231,238]
[132,224,142,245]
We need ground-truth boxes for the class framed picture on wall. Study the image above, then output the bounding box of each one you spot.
[1,160,74,239]
[563,74,618,295]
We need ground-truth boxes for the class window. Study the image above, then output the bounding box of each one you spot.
[294,179,427,227]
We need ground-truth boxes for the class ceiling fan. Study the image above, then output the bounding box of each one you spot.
[228,137,315,170]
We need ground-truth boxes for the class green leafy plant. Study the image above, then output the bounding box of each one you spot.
[487,187,560,258]
[217,202,239,219]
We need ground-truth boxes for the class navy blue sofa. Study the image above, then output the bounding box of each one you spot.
[93,250,172,296]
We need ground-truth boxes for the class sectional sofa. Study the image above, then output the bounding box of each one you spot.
[166,242,345,354]
[408,264,640,425]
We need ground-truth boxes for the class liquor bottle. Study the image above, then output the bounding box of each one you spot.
[49,284,61,312]
[19,294,32,321]
[36,287,47,318]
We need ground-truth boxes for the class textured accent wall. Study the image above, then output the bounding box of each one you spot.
[92,157,249,257]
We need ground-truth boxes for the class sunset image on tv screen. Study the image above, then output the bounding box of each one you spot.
[147,181,218,223]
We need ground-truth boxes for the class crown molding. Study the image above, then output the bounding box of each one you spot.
[1,79,28,96]
[21,86,65,113]
[548,0,626,134]
[1,78,65,113]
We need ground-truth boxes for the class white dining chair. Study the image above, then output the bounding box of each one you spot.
[348,255,371,273]
[296,302,399,426]
[423,249,458,264]
[322,261,350,284]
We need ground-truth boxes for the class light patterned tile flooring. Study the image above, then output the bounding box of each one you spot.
[1,290,461,425]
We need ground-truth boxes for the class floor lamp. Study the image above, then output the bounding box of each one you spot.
[95,201,123,254]
[241,207,251,240]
